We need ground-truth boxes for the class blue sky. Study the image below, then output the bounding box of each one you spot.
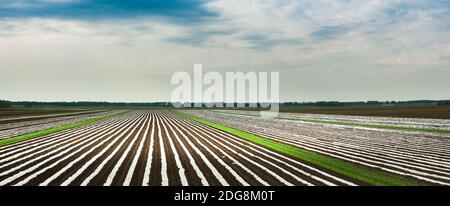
[1,0,450,102]
[0,0,214,21]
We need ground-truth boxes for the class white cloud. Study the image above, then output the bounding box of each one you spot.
[1,0,450,101]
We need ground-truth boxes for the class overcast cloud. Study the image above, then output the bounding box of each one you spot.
[1,0,449,102]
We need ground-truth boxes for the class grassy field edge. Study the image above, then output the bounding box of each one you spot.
[174,110,424,186]
[0,110,129,147]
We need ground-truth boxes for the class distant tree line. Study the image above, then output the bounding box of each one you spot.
[10,101,173,109]
[0,100,12,108]
[281,100,450,107]
[1,100,449,109]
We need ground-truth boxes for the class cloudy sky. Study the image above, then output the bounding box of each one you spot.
[1,0,449,102]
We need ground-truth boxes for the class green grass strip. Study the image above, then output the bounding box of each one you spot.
[174,111,424,186]
[214,111,450,135]
[0,111,129,147]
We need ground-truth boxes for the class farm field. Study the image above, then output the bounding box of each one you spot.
[0,109,92,120]
[214,110,450,132]
[183,110,450,186]
[0,110,448,186]
[280,106,450,119]
[0,110,118,140]
[0,110,363,186]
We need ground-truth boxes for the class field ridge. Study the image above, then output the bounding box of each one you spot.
[213,111,450,135]
[173,110,424,186]
[0,111,129,147]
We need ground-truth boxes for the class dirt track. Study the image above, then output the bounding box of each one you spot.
[0,111,357,186]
